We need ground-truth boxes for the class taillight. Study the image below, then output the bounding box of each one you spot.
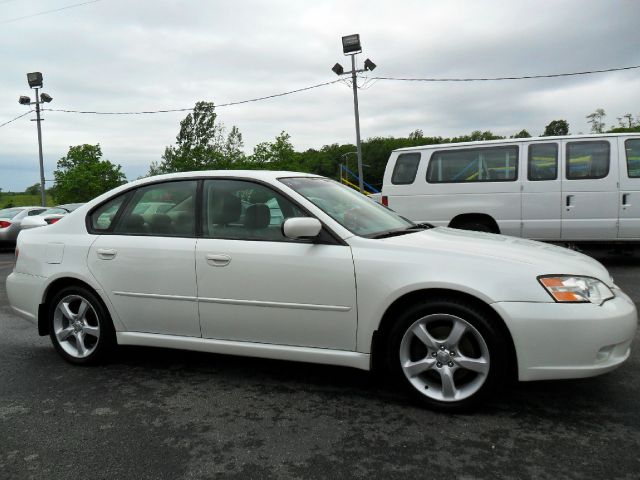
[0,220,11,229]
[47,218,60,224]
[381,196,388,207]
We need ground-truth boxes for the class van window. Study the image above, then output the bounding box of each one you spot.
[528,143,558,181]
[566,141,610,180]
[426,146,518,183]
[391,153,421,184]
[625,139,640,178]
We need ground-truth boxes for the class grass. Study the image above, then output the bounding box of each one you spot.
[0,192,55,208]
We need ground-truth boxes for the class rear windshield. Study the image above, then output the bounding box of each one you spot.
[0,208,23,219]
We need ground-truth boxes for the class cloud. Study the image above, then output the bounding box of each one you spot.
[0,0,639,191]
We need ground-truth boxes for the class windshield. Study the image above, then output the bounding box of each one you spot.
[280,177,413,237]
[0,208,24,219]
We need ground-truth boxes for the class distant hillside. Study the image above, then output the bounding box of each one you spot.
[0,192,55,208]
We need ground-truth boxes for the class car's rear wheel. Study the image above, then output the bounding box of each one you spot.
[48,286,115,365]
[386,299,508,411]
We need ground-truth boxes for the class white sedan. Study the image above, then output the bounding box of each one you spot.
[6,171,638,410]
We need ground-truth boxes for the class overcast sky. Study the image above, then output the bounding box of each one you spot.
[1,0,639,192]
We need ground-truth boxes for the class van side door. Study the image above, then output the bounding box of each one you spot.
[619,137,640,239]
[522,142,561,239]
[561,138,619,240]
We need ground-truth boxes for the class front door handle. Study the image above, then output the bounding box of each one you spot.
[206,254,231,267]
[96,248,117,260]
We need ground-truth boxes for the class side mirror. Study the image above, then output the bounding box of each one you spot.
[283,217,322,239]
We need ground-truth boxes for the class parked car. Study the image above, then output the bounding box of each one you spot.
[19,203,85,230]
[6,171,637,410]
[381,133,640,241]
[0,206,47,245]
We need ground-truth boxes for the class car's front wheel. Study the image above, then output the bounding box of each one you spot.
[386,299,508,411]
[48,286,115,365]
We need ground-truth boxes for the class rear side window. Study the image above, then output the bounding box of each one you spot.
[626,139,640,178]
[427,146,518,183]
[114,181,197,237]
[391,153,421,184]
[566,141,610,179]
[528,143,558,181]
[90,195,126,231]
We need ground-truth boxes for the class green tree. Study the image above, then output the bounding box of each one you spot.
[542,120,569,136]
[25,183,41,196]
[586,108,606,134]
[247,131,297,170]
[512,129,531,138]
[53,144,126,203]
[149,101,245,175]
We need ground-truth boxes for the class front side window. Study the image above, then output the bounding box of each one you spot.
[427,146,518,183]
[528,143,558,181]
[566,141,610,180]
[113,181,197,236]
[391,153,421,184]
[202,180,306,242]
[625,139,640,178]
[280,177,412,238]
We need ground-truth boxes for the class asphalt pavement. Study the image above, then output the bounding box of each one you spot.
[1,248,639,479]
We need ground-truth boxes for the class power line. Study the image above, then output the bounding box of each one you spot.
[0,110,33,129]
[0,0,103,25]
[367,64,640,82]
[43,79,344,115]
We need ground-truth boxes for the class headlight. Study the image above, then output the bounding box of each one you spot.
[538,276,614,305]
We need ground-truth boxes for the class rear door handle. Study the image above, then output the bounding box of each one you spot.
[96,248,117,260]
[622,193,630,206]
[566,195,574,208]
[206,254,231,267]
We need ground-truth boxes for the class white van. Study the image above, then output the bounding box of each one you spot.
[381,134,640,241]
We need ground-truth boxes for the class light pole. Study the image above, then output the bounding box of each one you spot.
[332,34,376,193]
[18,72,53,207]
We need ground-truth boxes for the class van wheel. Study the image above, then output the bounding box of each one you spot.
[48,286,116,365]
[455,221,496,233]
[386,299,508,411]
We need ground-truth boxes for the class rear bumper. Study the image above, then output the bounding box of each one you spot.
[6,271,46,326]
[493,290,638,381]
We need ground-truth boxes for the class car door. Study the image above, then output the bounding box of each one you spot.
[87,180,201,337]
[561,139,619,240]
[195,178,358,350]
[619,137,640,239]
[521,142,561,239]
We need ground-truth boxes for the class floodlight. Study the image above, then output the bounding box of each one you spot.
[332,63,344,75]
[27,72,43,88]
[19,96,31,105]
[341,34,361,55]
[364,58,376,71]
[40,93,53,103]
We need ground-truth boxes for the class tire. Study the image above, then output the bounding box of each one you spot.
[385,298,508,411]
[455,221,495,233]
[48,285,116,365]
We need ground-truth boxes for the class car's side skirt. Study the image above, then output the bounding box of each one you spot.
[116,332,371,371]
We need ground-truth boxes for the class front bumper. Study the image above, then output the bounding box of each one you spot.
[493,290,637,381]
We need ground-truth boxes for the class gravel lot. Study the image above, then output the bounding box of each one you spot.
[1,247,639,479]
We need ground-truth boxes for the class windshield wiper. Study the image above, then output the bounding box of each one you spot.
[371,223,434,239]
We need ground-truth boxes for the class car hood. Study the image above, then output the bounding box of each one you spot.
[379,227,612,285]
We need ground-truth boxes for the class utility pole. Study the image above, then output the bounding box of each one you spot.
[34,88,46,207]
[19,72,53,207]
[331,34,376,193]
